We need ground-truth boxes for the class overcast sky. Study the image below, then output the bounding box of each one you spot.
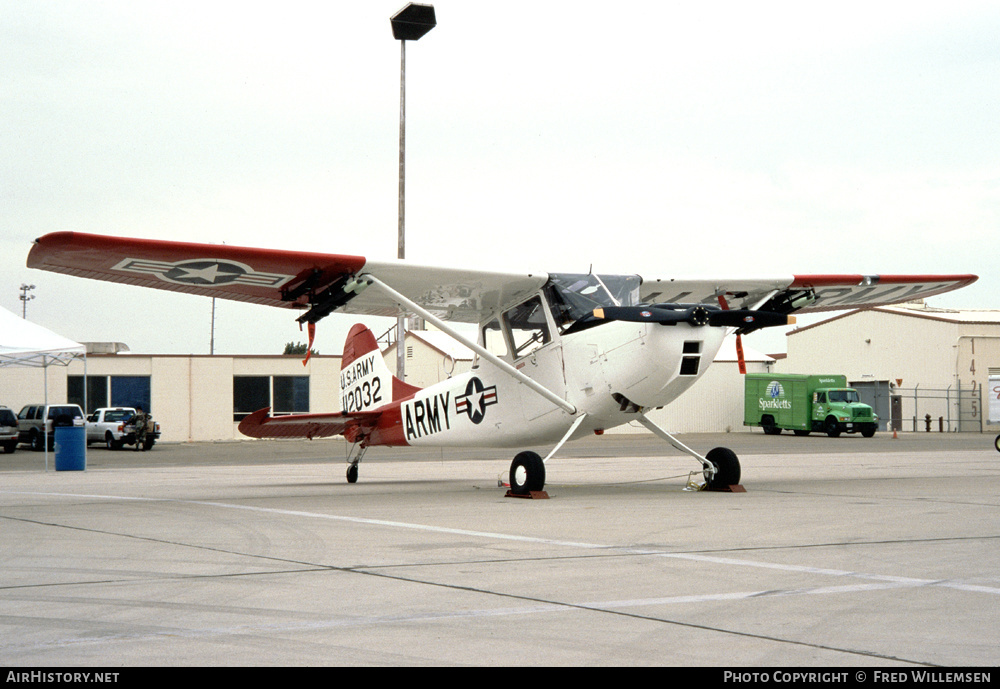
[2,1,998,357]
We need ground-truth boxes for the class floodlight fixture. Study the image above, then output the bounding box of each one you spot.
[391,3,437,41]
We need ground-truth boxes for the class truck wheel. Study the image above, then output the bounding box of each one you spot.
[994,434,1000,453]
[30,432,43,452]
[861,424,876,438]
[761,416,780,435]
[106,434,122,451]
[825,417,841,438]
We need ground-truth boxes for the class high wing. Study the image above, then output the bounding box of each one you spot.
[26,232,546,324]
[28,232,977,325]
[638,273,978,315]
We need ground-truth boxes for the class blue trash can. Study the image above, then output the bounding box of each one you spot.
[54,425,86,471]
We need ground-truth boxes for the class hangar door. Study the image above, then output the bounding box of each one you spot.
[850,380,890,432]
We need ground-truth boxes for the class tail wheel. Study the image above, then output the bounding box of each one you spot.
[704,447,740,490]
[510,451,545,495]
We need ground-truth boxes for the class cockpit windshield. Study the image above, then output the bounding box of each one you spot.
[546,273,641,327]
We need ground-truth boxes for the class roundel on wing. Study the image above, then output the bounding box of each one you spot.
[164,261,247,285]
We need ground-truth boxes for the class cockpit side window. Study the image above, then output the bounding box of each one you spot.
[474,317,510,369]
[503,296,551,360]
[482,319,508,357]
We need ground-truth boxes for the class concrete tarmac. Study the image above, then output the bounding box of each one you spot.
[1,431,997,667]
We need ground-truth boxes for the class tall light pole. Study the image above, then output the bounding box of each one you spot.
[19,283,35,319]
[391,2,436,380]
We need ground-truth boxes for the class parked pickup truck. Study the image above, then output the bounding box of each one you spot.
[86,407,160,450]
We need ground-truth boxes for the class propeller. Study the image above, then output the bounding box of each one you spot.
[589,301,796,376]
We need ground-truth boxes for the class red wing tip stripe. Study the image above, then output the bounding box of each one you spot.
[791,274,978,288]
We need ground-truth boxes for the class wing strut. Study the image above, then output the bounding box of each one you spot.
[362,274,577,416]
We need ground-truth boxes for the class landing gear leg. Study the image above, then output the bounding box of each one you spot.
[636,413,742,491]
[507,414,588,496]
[346,442,367,484]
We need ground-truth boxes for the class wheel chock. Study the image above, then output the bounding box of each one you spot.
[706,484,746,493]
[505,490,549,499]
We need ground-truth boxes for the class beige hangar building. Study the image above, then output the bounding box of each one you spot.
[2,301,996,444]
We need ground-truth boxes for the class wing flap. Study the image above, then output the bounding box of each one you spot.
[638,274,977,314]
[787,274,979,312]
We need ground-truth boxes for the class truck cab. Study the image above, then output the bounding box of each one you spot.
[812,387,877,437]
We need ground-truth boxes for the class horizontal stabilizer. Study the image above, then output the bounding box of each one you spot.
[237,407,380,440]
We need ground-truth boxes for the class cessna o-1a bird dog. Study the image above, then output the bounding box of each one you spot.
[28,232,976,494]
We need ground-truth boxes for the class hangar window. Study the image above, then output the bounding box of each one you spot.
[69,375,151,414]
[234,375,309,421]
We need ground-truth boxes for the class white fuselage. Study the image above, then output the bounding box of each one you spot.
[399,320,727,448]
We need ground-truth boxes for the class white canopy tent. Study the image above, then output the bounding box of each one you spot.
[0,306,87,469]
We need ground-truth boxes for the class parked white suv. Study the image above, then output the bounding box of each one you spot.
[16,404,85,451]
[0,406,17,454]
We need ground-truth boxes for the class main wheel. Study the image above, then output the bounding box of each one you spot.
[509,451,545,495]
[994,434,1000,453]
[704,447,740,490]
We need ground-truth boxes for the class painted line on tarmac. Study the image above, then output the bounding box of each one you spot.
[6,489,1000,599]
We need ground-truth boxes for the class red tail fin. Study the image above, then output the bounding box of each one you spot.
[341,324,421,411]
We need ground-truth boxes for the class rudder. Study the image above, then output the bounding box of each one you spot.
[340,324,421,412]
